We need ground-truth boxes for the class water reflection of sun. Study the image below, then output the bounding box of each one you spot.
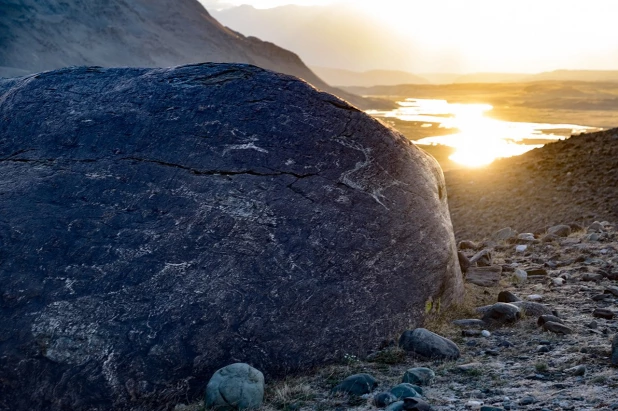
[369,98,597,168]
[441,103,540,167]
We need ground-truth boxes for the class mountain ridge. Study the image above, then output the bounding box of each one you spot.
[0,0,388,109]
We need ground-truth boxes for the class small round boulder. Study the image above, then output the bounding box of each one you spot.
[390,383,421,399]
[332,373,378,396]
[374,392,398,408]
[398,328,460,360]
[402,367,435,386]
[480,302,521,327]
[205,363,264,410]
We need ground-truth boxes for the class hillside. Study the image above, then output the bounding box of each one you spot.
[311,67,429,87]
[0,0,385,109]
[376,71,618,86]
[446,128,618,240]
[211,4,421,74]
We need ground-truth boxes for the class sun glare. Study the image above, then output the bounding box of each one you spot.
[371,98,597,168]
[439,103,540,167]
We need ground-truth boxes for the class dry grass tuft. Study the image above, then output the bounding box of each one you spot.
[267,381,315,410]
[424,282,495,337]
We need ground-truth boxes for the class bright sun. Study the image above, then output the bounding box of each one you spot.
[442,104,538,167]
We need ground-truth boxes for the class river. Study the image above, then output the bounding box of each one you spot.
[368,98,600,167]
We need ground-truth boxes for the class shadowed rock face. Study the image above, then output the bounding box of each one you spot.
[0,63,463,410]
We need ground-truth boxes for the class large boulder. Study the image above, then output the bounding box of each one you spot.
[0,63,463,410]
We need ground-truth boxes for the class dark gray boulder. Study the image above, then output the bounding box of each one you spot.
[0,63,463,410]
[480,303,521,327]
[399,329,460,360]
[401,367,436,386]
[332,373,378,396]
[390,383,421,399]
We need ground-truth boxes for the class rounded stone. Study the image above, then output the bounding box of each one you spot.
[493,227,518,241]
[374,392,398,408]
[399,328,460,360]
[513,269,528,283]
[331,373,378,396]
[547,224,571,237]
[205,363,264,410]
[542,321,572,334]
[480,303,521,327]
[402,397,432,411]
[593,308,615,319]
[515,245,528,253]
[402,367,435,386]
[498,291,521,303]
[390,383,421,400]
[537,315,563,327]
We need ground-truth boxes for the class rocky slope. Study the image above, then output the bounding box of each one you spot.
[446,128,618,241]
[0,0,384,108]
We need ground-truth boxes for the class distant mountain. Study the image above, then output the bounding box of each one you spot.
[420,70,618,85]
[418,73,461,85]
[0,0,385,109]
[211,4,422,73]
[311,67,429,87]
[451,72,530,83]
[532,70,618,82]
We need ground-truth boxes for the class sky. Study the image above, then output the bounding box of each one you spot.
[200,0,618,73]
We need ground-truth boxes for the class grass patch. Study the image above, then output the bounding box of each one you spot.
[424,282,495,337]
[534,361,548,373]
[268,381,315,410]
[366,347,407,365]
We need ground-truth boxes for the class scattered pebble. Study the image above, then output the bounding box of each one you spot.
[513,269,528,283]
[466,400,484,409]
[537,315,563,327]
[547,224,571,237]
[593,308,615,320]
[497,291,520,303]
[565,365,586,376]
[542,321,572,334]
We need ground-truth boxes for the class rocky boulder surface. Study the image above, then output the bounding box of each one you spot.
[0,63,463,410]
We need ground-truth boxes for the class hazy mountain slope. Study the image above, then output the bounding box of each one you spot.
[532,70,618,82]
[451,72,530,83]
[403,71,618,85]
[311,67,429,87]
[0,0,386,109]
[211,4,421,73]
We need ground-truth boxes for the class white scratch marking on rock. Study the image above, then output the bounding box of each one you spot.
[223,142,269,155]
